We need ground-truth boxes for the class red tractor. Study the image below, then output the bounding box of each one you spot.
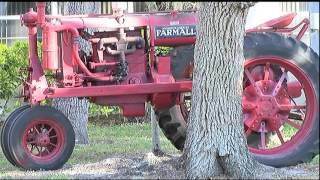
[1,2,318,170]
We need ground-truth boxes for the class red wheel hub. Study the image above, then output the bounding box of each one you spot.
[22,119,65,162]
[243,80,291,132]
[179,56,317,155]
[35,133,51,146]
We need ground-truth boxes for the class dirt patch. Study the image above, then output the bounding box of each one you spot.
[65,153,184,179]
[2,153,184,179]
[2,153,319,179]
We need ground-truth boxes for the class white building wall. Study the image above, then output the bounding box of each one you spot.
[246,2,284,30]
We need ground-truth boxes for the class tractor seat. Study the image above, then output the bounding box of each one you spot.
[256,12,297,29]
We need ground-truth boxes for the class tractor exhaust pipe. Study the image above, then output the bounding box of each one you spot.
[36,2,46,27]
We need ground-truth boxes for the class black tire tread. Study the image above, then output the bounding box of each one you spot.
[0,105,30,167]
[157,111,185,150]
[8,106,75,170]
[157,32,319,167]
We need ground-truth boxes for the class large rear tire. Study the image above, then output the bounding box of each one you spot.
[158,32,319,167]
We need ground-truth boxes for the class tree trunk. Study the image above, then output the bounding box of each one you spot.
[52,98,89,144]
[183,2,268,179]
[52,2,100,145]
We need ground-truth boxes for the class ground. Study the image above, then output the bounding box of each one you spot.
[0,120,319,179]
[0,152,319,179]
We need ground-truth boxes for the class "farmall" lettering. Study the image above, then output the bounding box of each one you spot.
[155,25,196,39]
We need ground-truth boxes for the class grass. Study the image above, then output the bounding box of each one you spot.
[68,122,179,165]
[0,121,318,179]
[0,121,179,179]
[268,123,299,148]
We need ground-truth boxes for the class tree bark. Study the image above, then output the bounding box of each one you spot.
[183,2,268,179]
[52,98,89,144]
[52,2,100,145]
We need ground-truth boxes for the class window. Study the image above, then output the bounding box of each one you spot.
[280,2,308,12]
[0,2,44,45]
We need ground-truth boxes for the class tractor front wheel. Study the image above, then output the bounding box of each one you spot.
[3,106,75,170]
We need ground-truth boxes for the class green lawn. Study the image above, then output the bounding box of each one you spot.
[0,122,179,174]
[69,122,179,165]
[0,121,318,179]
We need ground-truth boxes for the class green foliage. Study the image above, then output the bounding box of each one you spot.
[0,44,7,65]
[0,42,29,99]
[0,41,43,99]
[88,103,120,117]
[155,46,173,56]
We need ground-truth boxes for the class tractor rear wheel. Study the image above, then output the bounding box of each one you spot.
[5,106,75,170]
[158,32,319,167]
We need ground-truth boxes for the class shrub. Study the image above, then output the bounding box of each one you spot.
[88,103,119,117]
[0,41,29,99]
[155,46,173,56]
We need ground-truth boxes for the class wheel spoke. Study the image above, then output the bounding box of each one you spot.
[279,104,306,111]
[285,119,301,129]
[272,70,287,96]
[31,144,35,152]
[245,68,263,96]
[50,143,57,147]
[264,63,270,80]
[28,140,36,144]
[34,126,40,134]
[50,135,57,139]
[45,148,50,154]
[260,132,266,149]
[39,147,43,157]
[288,112,303,120]
[27,133,35,141]
[47,127,53,134]
[291,105,306,109]
[35,146,41,155]
[275,129,285,144]
[245,128,252,137]
[258,121,267,149]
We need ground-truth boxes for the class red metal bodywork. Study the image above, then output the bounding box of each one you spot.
[246,12,310,40]
[20,3,308,117]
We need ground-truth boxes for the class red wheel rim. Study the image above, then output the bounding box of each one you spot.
[179,56,317,155]
[244,57,317,155]
[22,119,65,162]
